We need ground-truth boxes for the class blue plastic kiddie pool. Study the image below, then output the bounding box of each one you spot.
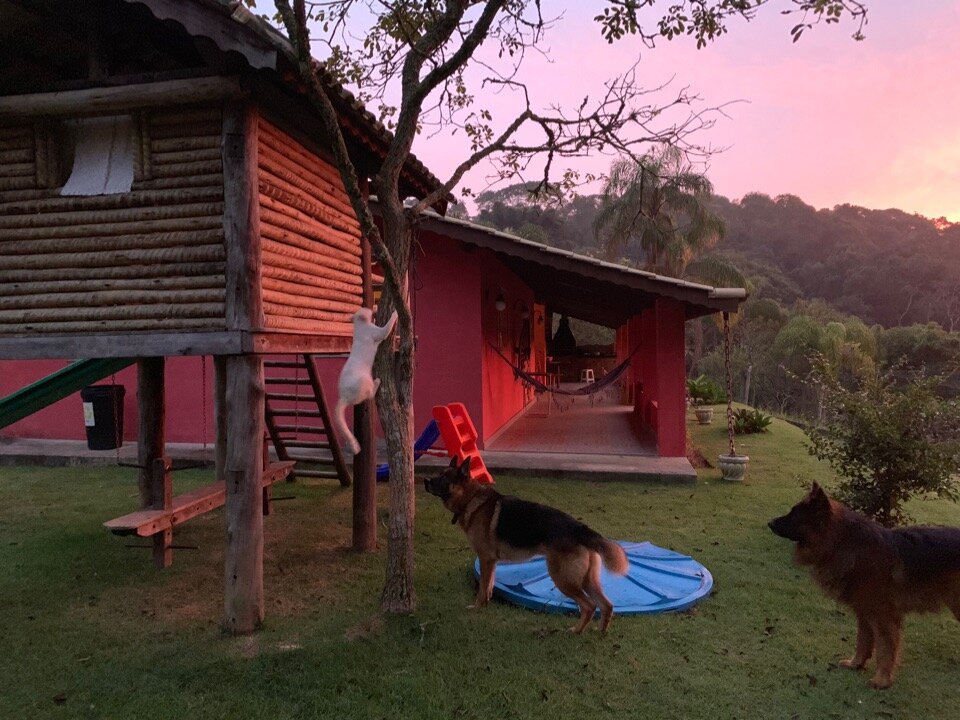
[473,540,713,615]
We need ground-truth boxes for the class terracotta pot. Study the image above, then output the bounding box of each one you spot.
[694,406,714,425]
[718,453,749,482]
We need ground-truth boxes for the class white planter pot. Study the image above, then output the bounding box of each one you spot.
[694,407,714,425]
[718,453,749,482]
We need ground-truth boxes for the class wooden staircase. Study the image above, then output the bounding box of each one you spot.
[263,355,351,486]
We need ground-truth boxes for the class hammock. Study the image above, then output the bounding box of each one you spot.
[487,343,640,397]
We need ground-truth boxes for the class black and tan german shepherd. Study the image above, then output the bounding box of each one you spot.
[424,456,629,633]
[769,483,960,688]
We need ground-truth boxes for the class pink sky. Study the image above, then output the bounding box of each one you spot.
[282,1,960,220]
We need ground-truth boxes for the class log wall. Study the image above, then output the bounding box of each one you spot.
[0,107,226,335]
[256,118,362,336]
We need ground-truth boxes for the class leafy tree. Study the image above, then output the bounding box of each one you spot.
[593,147,727,274]
[806,357,960,526]
[263,0,870,613]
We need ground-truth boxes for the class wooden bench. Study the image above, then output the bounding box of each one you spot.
[104,460,295,538]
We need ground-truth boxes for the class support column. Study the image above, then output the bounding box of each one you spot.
[651,298,687,457]
[214,356,227,485]
[353,230,377,551]
[137,357,172,568]
[223,353,265,634]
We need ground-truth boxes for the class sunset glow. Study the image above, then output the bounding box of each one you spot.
[347,1,960,221]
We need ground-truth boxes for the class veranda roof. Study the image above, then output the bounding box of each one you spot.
[417,212,748,327]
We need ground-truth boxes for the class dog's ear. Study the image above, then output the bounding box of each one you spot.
[458,455,472,479]
[809,482,830,512]
[448,455,459,469]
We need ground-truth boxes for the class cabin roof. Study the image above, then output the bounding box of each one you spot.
[0,0,446,204]
[415,211,748,326]
[123,0,446,203]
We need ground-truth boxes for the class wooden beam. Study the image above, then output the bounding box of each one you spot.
[222,101,262,332]
[0,331,243,360]
[0,76,245,119]
[223,353,265,635]
[151,455,173,568]
[245,332,351,355]
[214,355,227,485]
[261,437,272,516]
[137,357,172,568]
[0,330,356,360]
[137,357,164,509]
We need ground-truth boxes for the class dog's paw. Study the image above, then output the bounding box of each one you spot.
[839,658,866,670]
[868,674,893,690]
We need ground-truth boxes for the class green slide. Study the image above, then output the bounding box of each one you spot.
[0,358,135,430]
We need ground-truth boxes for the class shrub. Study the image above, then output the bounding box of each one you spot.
[805,356,960,526]
[687,374,725,405]
[732,408,772,434]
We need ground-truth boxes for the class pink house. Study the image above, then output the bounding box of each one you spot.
[1,209,745,463]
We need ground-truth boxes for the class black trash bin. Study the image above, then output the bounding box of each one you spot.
[80,385,125,450]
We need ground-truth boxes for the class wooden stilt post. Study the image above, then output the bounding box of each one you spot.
[214,355,227,485]
[137,357,172,568]
[151,456,173,568]
[353,231,377,551]
[221,97,265,633]
[262,436,272,516]
[223,353,265,634]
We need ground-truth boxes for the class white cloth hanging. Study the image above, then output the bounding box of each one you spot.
[61,115,135,196]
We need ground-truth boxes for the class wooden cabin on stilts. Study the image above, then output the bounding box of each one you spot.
[0,0,444,633]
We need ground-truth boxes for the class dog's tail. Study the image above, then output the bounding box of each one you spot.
[579,530,629,575]
[333,397,361,455]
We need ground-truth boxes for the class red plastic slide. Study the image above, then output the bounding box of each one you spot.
[431,402,494,484]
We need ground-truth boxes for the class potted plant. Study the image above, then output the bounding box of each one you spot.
[694,404,714,425]
[687,375,719,424]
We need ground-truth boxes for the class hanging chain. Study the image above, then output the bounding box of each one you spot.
[723,311,736,456]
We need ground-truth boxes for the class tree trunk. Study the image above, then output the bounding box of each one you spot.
[375,358,416,613]
[742,364,752,406]
[690,317,704,370]
[374,202,417,614]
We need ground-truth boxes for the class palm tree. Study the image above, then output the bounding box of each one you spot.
[593,147,726,275]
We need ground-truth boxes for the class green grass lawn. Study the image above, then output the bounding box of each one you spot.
[3,412,960,719]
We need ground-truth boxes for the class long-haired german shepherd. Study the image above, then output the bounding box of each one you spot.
[424,457,629,633]
[769,483,960,688]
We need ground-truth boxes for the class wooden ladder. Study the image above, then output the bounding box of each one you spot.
[263,355,351,486]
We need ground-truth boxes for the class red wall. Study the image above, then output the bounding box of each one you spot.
[623,299,687,457]
[0,357,214,444]
[310,229,485,443]
[478,250,535,443]
[411,231,484,439]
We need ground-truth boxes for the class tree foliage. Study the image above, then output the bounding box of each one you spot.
[593,148,727,274]
[805,356,960,526]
